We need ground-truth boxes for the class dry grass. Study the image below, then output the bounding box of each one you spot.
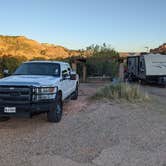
[92,83,150,102]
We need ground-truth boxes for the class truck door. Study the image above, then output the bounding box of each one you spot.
[61,64,71,99]
[66,64,75,94]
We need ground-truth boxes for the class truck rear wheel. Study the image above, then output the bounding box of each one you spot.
[47,94,63,123]
[71,84,78,100]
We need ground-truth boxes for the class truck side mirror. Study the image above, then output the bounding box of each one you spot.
[62,69,70,80]
[70,71,77,80]
[3,69,9,77]
[62,73,67,79]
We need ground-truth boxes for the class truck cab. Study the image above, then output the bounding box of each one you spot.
[0,61,79,122]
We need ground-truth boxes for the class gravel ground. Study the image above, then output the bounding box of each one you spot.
[0,83,166,166]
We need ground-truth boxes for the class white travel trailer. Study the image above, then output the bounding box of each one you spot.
[127,54,166,85]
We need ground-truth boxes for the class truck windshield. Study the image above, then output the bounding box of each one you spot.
[13,63,60,76]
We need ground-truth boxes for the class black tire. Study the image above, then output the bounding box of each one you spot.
[0,117,10,122]
[47,94,63,123]
[71,84,78,100]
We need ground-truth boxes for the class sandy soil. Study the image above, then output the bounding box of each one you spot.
[0,83,166,166]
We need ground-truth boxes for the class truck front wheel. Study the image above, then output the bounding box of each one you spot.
[47,94,63,123]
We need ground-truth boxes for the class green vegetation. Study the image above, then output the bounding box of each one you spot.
[92,83,150,102]
[86,43,119,78]
[0,55,27,76]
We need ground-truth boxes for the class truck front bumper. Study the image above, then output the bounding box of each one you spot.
[0,101,55,118]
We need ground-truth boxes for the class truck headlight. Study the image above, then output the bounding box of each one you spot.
[32,87,58,101]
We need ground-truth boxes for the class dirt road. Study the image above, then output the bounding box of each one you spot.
[0,83,166,166]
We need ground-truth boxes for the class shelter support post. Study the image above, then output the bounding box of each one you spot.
[72,62,77,71]
[119,62,124,81]
[83,64,87,82]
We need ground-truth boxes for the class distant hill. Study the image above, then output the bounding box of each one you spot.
[0,35,82,60]
[150,43,166,54]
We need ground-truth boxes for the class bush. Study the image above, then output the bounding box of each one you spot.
[87,58,118,78]
[86,43,119,78]
[92,83,150,102]
[0,55,27,75]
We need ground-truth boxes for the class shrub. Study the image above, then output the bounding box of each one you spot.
[92,83,150,102]
[86,58,118,78]
[0,55,27,75]
[86,43,119,78]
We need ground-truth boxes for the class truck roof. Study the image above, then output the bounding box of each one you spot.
[24,60,68,65]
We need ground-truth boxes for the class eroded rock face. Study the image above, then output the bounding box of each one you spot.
[0,35,83,60]
[150,43,166,54]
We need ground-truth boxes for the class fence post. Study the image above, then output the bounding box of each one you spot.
[119,62,124,81]
[72,62,77,72]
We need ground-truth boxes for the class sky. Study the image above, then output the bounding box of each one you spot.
[0,0,166,52]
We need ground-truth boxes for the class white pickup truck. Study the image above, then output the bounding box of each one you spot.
[0,61,79,122]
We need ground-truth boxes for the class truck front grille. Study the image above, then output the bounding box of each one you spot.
[0,86,31,104]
